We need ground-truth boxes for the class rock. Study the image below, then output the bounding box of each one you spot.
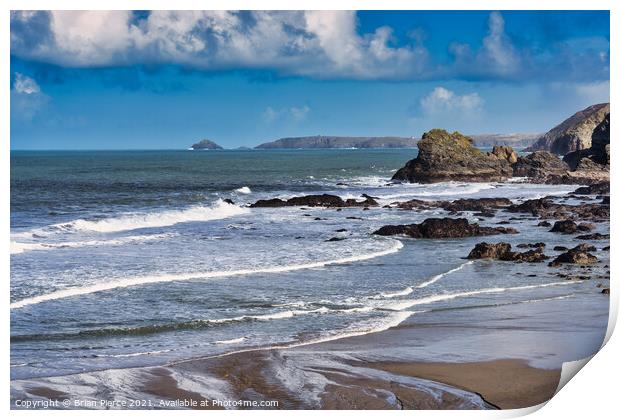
[572,182,610,195]
[553,246,568,251]
[467,242,548,262]
[511,151,569,180]
[190,139,224,150]
[526,103,609,154]
[373,218,518,239]
[571,243,596,252]
[391,129,513,183]
[577,223,594,232]
[601,288,610,295]
[591,113,610,165]
[537,221,552,227]
[335,228,348,232]
[250,194,377,208]
[549,248,598,266]
[467,242,512,259]
[442,198,512,212]
[396,199,439,210]
[507,249,549,263]
[490,145,518,164]
[575,233,610,240]
[517,242,546,249]
[603,246,610,251]
[508,198,609,221]
[563,112,610,171]
[223,198,235,205]
[549,220,578,234]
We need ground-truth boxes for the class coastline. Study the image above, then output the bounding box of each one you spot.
[12,282,606,409]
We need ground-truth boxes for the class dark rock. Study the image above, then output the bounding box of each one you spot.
[549,220,578,234]
[549,249,598,266]
[251,198,288,207]
[443,197,512,212]
[517,242,546,249]
[250,194,378,208]
[346,216,362,220]
[553,246,568,251]
[373,217,518,239]
[467,242,548,262]
[335,228,348,232]
[467,242,512,259]
[575,232,609,240]
[603,246,610,251]
[223,198,235,205]
[572,183,610,195]
[571,243,596,252]
[577,223,594,232]
[537,221,552,227]
[602,288,610,295]
[391,129,513,183]
[512,151,569,180]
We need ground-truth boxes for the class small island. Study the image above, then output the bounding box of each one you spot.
[190,139,223,150]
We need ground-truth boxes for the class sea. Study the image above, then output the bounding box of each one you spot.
[10,149,609,384]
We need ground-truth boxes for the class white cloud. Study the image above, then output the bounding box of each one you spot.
[13,72,41,94]
[11,73,48,120]
[420,87,484,115]
[449,11,520,78]
[262,105,311,123]
[10,10,428,80]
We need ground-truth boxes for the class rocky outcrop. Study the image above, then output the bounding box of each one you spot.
[507,198,609,221]
[526,103,609,154]
[511,151,569,180]
[490,145,518,164]
[572,182,610,195]
[548,245,599,266]
[467,242,512,259]
[563,113,610,172]
[391,129,513,183]
[396,197,512,212]
[190,139,223,150]
[372,218,517,238]
[250,194,377,208]
[467,242,548,262]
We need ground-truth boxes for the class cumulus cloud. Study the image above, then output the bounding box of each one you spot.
[11,73,50,120]
[9,11,609,83]
[449,11,520,78]
[420,87,484,115]
[10,10,427,80]
[262,105,311,123]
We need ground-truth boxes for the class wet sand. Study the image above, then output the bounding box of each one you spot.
[368,359,560,409]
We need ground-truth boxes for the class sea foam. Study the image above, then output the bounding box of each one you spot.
[10,239,403,309]
[14,199,248,237]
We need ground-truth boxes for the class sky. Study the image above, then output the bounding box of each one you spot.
[10,10,610,150]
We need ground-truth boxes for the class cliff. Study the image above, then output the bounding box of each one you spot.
[526,103,610,154]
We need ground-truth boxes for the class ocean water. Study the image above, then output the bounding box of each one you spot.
[10,149,609,382]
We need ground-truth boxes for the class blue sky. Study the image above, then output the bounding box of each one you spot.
[10,10,610,149]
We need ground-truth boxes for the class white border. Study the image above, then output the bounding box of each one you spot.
[2,1,616,418]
